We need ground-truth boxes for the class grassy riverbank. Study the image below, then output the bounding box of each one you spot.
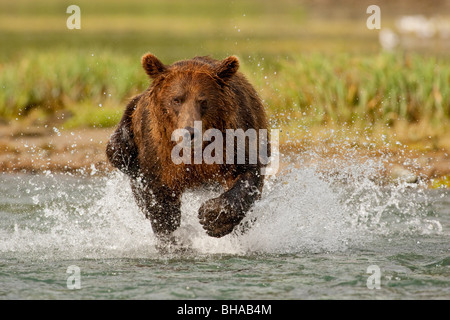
[1,51,449,149]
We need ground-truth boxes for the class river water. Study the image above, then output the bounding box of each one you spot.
[0,155,449,299]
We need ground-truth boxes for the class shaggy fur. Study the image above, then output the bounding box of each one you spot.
[106,53,268,245]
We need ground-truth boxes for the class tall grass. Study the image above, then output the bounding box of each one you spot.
[0,51,147,124]
[1,50,449,131]
[259,53,450,127]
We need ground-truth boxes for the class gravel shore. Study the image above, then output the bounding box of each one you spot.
[1,125,449,187]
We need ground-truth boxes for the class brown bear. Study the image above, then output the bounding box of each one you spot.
[106,53,269,248]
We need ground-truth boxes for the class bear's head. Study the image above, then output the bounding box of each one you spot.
[141,53,240,138]
[136,53,244,188]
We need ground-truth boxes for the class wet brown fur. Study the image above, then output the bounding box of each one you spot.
[106,53,268,244]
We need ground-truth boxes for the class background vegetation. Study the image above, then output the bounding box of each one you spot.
[0,0,449,149]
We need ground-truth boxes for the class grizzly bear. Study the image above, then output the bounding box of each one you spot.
[106,53,269,248]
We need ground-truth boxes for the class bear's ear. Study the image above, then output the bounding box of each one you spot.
[141,53,167,79]
[215,56,239,81]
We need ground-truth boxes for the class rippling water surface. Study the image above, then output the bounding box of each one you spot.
[1,155,449,299]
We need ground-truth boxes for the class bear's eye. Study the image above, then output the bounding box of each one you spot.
[172,97,182,106]
[199,100,208,113]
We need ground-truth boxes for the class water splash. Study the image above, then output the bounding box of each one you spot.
[0,147,442,260]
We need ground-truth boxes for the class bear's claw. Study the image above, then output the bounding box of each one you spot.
[198,196,244,238]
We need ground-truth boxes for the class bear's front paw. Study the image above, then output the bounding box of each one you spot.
[198,196,244,238]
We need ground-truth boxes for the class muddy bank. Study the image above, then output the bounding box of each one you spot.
[0,125,449,187]
[0,125,113,174]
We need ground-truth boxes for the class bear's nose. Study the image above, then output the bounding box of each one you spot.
[184,126,196,140]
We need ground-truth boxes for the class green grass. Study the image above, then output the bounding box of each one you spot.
[0,0,311,62]
[1,50,449,131]
[260,53,450,126]
[0,50,147,124]
[0,0,449,148]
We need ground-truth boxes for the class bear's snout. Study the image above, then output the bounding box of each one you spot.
[177,100,202,131]
[183,126,196,140]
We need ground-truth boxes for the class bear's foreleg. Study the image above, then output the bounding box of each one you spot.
[198,168,264,237]
[130,179,182,250]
